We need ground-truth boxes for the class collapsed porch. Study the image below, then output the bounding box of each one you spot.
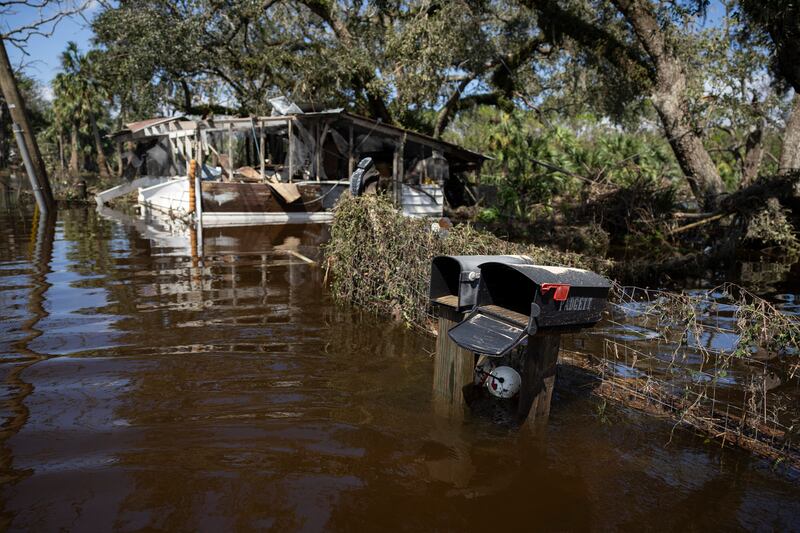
[112,109,488,208]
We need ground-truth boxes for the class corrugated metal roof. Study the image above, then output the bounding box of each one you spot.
[124,116,186,133]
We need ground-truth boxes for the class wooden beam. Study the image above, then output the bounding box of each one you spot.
[344,113,484,163]
[288,118,294,183]
[259,119,265,180]
[348,124,355,177]
[317,122,330,181]
[392,132,406,207]
[227,122,234,175]
[315,121,321,181]
[188,152,197,215]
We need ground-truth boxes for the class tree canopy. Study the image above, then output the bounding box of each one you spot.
[2,0,799,207]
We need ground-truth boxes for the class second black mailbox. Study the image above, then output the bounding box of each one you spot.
[429,255,533,313]
[448,262,611,356]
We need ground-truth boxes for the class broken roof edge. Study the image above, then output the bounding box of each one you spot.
[337,111,489,163]
[110,110,490,163]
[109,115,190,141]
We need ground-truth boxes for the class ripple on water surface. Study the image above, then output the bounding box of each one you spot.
[0,208,798,531]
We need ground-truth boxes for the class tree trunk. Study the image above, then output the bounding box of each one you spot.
[88,110,110,180]
[0,100,7,168]
[780,94,800,172]
[180,79,193,114]
[58,130,65,172]
[69,123,80,178]
[0,38,54,208]
[741,120,765,187]
[650,72,725,207]
[612,0,725,208]
[117,142,124,177]
[116,109,125,177]
[434,78,472,138]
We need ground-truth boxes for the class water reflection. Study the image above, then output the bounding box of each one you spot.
[0,208,798,530]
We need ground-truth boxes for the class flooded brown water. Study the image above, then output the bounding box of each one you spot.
[1,207,799,531]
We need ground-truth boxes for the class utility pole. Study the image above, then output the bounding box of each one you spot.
[13,124,47,212]
[0,37,55,209]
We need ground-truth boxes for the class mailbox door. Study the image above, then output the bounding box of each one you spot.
[447,308,529,357]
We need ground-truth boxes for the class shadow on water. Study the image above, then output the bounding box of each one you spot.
[0,206,798,530]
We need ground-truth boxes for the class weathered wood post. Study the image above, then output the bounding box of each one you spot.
[0,175,9,208]
[348,125,355,177]
[518,335,561,428]
[186,151,199,266]
[432,307,474,417]
[188,158,197,215]
[259,119,266,180]
[227,122,234,176]
[314,121,321,180]
[318,122,329,182]
[287,118,294,183]
[392,133,406,207]
[194,132,204,254]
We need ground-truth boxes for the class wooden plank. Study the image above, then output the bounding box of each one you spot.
[238,166,302,203]
[433,295,458,308]
[235,166,263,183]
[202,211,333,227]
[283,250,315,265]
[480,304,529,326]
[268,181,302,203]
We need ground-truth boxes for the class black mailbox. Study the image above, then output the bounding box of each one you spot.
[429,255,533,313]
[448,262,611,356]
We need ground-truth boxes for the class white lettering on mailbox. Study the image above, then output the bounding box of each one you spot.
[561,297,592,311]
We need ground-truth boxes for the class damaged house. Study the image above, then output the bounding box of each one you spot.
[99,103,488,226]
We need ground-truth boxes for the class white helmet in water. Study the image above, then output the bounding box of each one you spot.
[485,366,522,399]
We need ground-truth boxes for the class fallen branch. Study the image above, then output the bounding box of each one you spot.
[672,211,715,220]
[668,212,731,235]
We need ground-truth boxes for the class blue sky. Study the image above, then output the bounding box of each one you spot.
[4,3,98,98]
